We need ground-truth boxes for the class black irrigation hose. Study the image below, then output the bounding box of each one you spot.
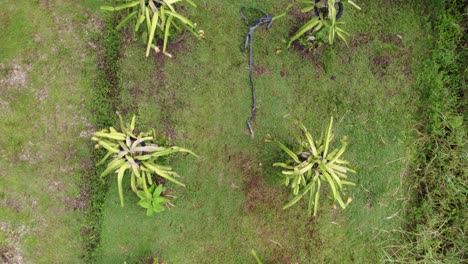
[239,3,343,138]
[240,6,273,138]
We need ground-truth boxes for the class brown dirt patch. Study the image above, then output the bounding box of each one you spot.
[243,174,280,213]
[402,63,412,77]
[226,150,280,213]
[33,34,43,44]
[350,33,404,49]
[162,117,177,140]
[17,141,43,164]
[386,89,400,98]
[0,223,26,264]
[253,65,272,76]
[0,100,10,115]
[280,68,289,77]
[35,87,49,101]
[3,199,22,213]
[373,55,391,68]
[349,32,373,48]
[64,189,89,211]
[39,0,50,9]
[127,85,145,99]
[380,34,404,48]
[342,55,351,64]
[120,26,137,48]
[80,226,92,236]
[141,256,165,264]
[291,5,314,25]
[288,6,329,61]
[292,40,325,62]
[372,55,391,76]
[228,149,321,263]
[150,31,191,64]
[0,63,31,89]
[314,62,326,79]
[147,35,191,141]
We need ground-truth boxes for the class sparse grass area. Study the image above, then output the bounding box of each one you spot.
[0,0,102,262]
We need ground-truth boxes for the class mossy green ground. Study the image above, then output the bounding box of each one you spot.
[96,1,431,263]
[1,0,436,263]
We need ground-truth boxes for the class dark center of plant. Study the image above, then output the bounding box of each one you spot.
[299,152,310,162]
[150,0,163,8]
[122,138,150,163]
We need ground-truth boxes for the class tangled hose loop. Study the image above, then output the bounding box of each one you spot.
[240,6,273,138]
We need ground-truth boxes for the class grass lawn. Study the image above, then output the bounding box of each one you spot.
[94,0,432,263]
[0,0,102,262]
[3,0,456,263]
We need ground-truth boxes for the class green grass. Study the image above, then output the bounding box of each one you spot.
[383,1,467,262]
[2,0,461,263]
[94,0,433,263]
[0,0,102,262]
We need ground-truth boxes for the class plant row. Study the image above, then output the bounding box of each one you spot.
[102,0,361,58]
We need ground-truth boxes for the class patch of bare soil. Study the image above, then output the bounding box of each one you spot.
[2,199,22,213]
[253,65,272,76]
[354,33,413,80]
[126,84,145,100]
[280,68,289,78]
[227,149,321,263]
[74,157,94,213]
[380,34,413,78]
[0,223,27,264]
[288,6,327,61]
[381,34,404,48]
[141,255,165,264]
[17,141,43,165]
[0,63,31,90]
[293,40,325,61]
[287,10,332,81]
[341,55,351,64]
[0,99,10,115]
[291,5,313,25]
[147,34,191,141]
[243,173,280,213]
[149,32,191,65]
[226,150,278,212]
[372,55,391,76]
[147,64,180,140]
[349,32,373,48]
[64,189,89,211]
[39,0,50,9]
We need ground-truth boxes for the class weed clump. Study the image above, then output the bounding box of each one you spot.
[384,1,467,262]
[82,14,122,262]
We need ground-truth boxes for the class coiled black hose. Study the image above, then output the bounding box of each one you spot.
[240,7,273,138]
